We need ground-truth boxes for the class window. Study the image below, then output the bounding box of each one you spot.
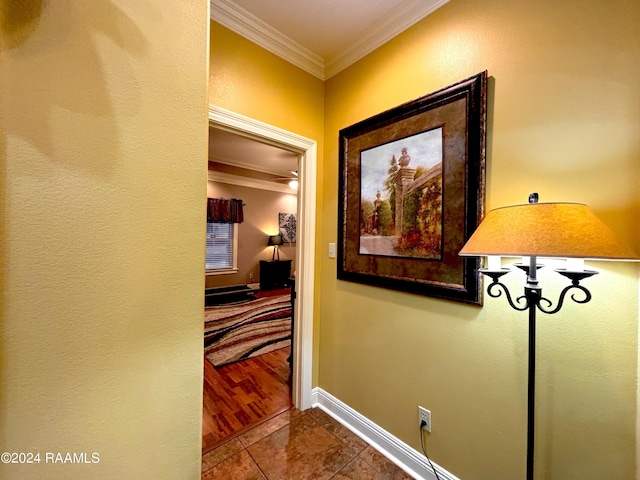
[206,222,238,275]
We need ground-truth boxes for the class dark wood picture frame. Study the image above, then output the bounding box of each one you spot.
[337,71,487,305]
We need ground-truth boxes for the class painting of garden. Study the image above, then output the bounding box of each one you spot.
[359,128,443,260]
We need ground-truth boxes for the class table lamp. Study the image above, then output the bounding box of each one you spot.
[268,234,283,261]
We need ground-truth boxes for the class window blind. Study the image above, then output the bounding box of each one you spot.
[206,222,234,270]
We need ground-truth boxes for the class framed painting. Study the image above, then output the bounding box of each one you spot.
[279,212,296,244]
[337,71,487,305]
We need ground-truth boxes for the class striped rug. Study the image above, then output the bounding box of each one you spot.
[204,294,291,367]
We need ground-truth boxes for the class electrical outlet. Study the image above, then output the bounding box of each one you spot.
[418,406,431,432]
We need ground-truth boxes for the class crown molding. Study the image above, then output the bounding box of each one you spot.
[211,0,449,80]
[324,0,450,78]
[208,170,298,195]
[210,155,295,178]
[210,0,325,79]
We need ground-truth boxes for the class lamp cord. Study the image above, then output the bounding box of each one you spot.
[420,421,442,480]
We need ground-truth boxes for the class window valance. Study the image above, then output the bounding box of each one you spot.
[207,198,244,223]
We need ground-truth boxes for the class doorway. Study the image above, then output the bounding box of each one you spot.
[207,105,316,411]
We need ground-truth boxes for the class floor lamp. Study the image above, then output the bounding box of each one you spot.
[459,193,638,480]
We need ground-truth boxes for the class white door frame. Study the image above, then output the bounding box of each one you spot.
[208,106,316,410]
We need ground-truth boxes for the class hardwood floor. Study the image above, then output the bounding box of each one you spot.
[202,346,292,454]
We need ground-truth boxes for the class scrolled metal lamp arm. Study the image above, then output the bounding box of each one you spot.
[484,274,530,311]
[482,264,598,316]
[536,279,593,315]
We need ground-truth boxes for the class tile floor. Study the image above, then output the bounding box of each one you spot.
[201,407,416,479]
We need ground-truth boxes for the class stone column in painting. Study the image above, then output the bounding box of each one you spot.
[393,148,416,236]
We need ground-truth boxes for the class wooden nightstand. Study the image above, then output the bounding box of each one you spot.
[259,260,292,290]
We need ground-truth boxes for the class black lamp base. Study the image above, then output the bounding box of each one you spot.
[478,261,596,480]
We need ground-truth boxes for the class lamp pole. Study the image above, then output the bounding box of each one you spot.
[524,253,542,480]
[481,259,596,480]
[525,278,537,480]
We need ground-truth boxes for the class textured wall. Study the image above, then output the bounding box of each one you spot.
[321,0,639,479]
[1,1,208,478]
[209,22,325,142]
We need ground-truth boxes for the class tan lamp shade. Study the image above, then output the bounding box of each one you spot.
[459,202,639,261]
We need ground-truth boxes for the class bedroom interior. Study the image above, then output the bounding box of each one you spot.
[203,126,300,451]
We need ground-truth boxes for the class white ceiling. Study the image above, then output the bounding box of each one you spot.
[208,128,299,178]
[229,0,416,59]
[211,0,450,79]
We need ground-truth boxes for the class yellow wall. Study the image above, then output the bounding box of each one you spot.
[1,2,208,479]
[322,0,639,479]
[209,22,325,142]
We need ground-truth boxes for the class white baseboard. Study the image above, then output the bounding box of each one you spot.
[311,387,461,480]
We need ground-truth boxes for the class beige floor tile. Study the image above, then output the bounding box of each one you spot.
[359,446,416,479]
[332,455,387,479]
[238,408,297,447]
[202,449,266,480]
[202,407,417,480]
[247,418,357,480]
[202,438,244,473]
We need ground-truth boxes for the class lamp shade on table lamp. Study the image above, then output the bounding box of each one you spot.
[268,234,283,247]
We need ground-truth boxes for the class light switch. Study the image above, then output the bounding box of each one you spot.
[328,243,336,258]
